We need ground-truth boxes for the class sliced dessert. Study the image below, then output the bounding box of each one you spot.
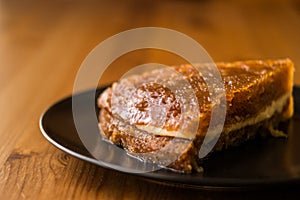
[98,59,294,173]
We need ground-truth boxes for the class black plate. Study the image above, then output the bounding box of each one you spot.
[39,86,300,189]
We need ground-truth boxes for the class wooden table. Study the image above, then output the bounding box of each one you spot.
[1,0,300,199]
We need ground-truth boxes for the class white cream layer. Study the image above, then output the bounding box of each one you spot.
[135,92,291,139]
[223,92,291,134]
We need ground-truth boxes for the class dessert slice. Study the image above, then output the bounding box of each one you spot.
[98,59,294,173]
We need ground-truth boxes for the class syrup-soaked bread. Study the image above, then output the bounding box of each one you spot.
[98,59,294,173]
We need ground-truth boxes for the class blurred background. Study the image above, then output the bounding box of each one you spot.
[1,0,299,93]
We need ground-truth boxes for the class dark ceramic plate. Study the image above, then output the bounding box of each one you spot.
[39,86,300,189]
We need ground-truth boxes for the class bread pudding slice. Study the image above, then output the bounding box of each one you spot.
[98,59,294,173]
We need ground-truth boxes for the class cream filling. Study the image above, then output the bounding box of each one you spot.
[136,124,196,139]
[223,92,291,134]
[135,92,291,139]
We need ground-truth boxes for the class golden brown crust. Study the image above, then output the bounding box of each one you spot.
[98,59,294,172]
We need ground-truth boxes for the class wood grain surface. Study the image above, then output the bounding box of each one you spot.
[1,0,300,199]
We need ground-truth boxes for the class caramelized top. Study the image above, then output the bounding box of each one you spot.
[98,59,294,135]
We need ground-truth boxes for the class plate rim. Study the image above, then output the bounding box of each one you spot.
[39,86,300,189]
